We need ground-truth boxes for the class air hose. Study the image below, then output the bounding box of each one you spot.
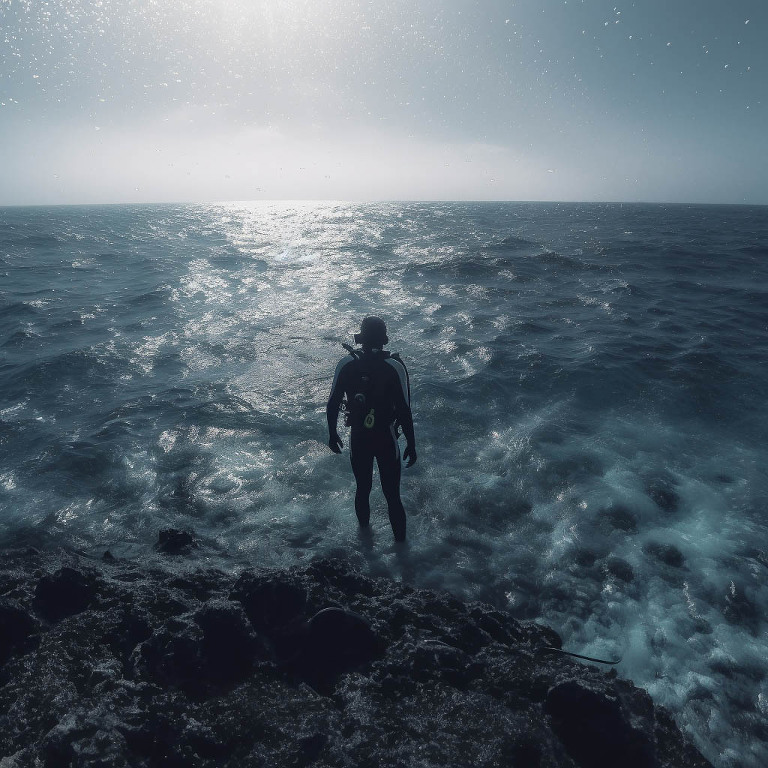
[537,646,622,665]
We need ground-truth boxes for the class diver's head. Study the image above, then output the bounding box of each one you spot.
[354,316,388,349]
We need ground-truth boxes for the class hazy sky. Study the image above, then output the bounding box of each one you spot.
[1,0,766,204]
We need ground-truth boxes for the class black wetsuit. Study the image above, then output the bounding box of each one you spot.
[326,350,415,541]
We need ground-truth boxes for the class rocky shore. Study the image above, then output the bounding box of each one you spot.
[0,534,712,767]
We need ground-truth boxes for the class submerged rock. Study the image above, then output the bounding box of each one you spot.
[156,528,198,555]
[721,580,760,634]
[604,557,635,583]
[599,504,639,533]
[646,481,680,514]
[644,541,686,568]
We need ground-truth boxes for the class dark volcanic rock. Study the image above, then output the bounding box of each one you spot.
[231,569,308,634]
[407,638,472,688]
[194,599,267,681]
[293,607,383,685]
[129,617,207,692]
[33,566,98,622]
[42,710,129,768]
[0,598,40,665]
[0,547,712,768]
[102,608,153,663]
[156,528,198,555]
[545,679,657,767]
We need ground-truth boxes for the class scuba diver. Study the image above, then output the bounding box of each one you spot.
[326,316,417,542]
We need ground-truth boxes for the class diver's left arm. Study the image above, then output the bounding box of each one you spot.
[326,359,348,453]
[389,362,417,467]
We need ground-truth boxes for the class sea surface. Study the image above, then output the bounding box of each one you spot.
[1,201,767,765]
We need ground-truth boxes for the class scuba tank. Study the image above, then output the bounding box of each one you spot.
[339,343,410,433]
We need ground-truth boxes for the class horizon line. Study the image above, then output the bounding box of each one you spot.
[2,198,767,210]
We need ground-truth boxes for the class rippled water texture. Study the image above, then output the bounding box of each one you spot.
[1,201,768,765]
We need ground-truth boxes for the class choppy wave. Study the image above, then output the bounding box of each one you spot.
[1,201,768,766]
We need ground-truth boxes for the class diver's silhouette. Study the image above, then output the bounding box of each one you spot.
[326,317,417,542]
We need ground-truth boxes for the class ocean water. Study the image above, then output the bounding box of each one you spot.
[1,201,767,765]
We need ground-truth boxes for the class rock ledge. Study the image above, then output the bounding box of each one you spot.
[0,548,711,768]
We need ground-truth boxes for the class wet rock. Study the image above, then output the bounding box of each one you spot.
[298,732,327,763]
[194,599,267,680]
[156,528,198,555]
[294,607,383,684]
[231,570,308,633]
[88,658,124,687]
[33,567,97,622]
[130,601,267,692]
[167,568,228,601]
[306,557,378,597]
[409,638,471,687]
[42,712,129,768]
[118,712,193,767]
[0,598,40,665]
[181,718,226,760]
[101,608,153,661]
[500,733,544,766]
[470,607,525,646]
[129,617,205,691]
[545,679,657,768]
[0,549,712,768]
[654,707,713,768]
[644,542,685,568]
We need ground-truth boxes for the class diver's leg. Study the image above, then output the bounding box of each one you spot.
[377,431,406,542]
[350,435,374,528]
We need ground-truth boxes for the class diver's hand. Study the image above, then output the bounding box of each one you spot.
[403,444,417,467]
[328,432,343,454]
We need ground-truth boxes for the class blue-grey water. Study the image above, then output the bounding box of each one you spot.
[1,201,767,766]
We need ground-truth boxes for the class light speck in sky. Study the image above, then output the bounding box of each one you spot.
[1,0,766,205]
